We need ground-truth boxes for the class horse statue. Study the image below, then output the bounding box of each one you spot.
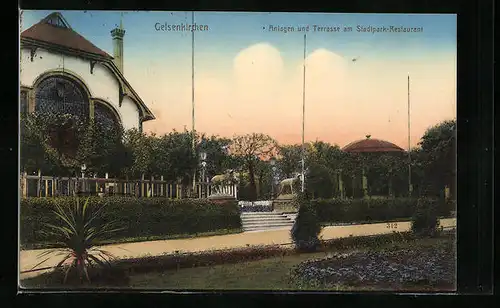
[210,169,240,196]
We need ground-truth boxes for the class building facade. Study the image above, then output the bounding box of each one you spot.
[20,12,155,132]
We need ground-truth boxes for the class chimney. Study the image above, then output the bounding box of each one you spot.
[110,18,125,74]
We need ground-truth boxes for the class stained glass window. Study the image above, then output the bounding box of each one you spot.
[94,102,119,132]
[20,91,28,115]
[34,77,89,121]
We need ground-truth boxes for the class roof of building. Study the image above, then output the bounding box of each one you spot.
[21,12,112,59]
[20,12,155,121]
[342,135,405,153]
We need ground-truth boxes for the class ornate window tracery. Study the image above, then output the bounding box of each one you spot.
[94,102,120,132]
[34,76,89,121]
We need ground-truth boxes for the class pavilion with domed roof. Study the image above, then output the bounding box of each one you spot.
[340,135,407,198]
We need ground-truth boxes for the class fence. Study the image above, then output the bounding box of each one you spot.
[19,172,238,200]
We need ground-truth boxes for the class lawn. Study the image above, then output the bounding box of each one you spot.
[128,233,455,291]
[21,231,456,292]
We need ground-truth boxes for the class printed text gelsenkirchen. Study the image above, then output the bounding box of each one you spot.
[155,22,209,32]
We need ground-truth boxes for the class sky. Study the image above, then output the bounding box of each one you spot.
[21,11,457,149]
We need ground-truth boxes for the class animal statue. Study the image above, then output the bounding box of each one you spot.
[210,169,240,195]
[278,173,301,196]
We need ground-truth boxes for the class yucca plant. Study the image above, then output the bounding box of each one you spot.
[32,197,124,284]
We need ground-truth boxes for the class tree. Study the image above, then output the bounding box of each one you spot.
[197,134,234,178]
[122,128,152,179]
[277,144,302,178]
[77,120,124,177]
[154,130,197,184]
[231,133,278,201]
[417,119,456,198]
[20,113,88,176]
[20,113,51,174]
[306,162,334,199]
[307,141,345,197]
[364,153,406,196]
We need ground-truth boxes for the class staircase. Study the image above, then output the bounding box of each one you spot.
[241,212,297,232]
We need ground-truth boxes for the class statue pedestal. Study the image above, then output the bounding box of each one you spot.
[208,194,237,204]
[272,194,298,213]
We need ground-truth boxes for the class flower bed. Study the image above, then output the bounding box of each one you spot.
[239,200,274,212]
[290,232,456,290]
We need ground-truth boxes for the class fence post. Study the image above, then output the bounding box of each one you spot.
[21,172,27,198]
[141,174,145,197]
[37,170,42,197]
[52,176,56,197]
[160,176,164,196]
[338,171,344,199]
[151,176,154,197]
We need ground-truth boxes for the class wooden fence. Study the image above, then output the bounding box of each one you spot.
[19,172,238,200]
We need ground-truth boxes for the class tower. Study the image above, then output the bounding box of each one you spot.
[111,17,125,74]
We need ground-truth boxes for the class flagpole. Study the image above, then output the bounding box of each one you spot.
[301,34,307,193]
[191,11,197,193]
[408,73,412,196]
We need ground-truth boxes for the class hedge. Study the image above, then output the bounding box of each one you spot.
[20,197,242,246]
[311,197,455,224]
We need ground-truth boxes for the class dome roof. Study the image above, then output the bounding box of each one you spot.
[342,135,405,153]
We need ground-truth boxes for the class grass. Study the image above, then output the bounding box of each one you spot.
[21,228,243,250]
[20,230,455,291]
[128,234,454,291]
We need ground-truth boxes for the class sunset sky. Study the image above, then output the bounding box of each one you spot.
[22,11,457,149]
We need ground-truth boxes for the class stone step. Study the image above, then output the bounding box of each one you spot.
[241,212,291,216]
[241,216,293,222]
[243,223,294,232]
[241,212,285,217]
[240,211,296,232]
[242,220,294,227]
[241,215,286,220]
[244,226,293,231]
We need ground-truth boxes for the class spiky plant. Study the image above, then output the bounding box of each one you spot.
[32,197,123,284]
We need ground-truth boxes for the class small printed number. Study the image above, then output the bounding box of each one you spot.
[386,222,398,229]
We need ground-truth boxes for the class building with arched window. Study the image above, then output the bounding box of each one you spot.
[20,12,155,132]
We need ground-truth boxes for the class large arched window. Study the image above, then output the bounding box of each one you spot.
[34,76,89,121]
[94,102,120,132]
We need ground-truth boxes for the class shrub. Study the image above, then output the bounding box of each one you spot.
[32,197,122,285]
[20,197,242,246]
[291,193,322,252]
[311,197,451,225]
[411,198,441,237]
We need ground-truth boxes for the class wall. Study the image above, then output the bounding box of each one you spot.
[120,96,140,131]
[20,47,140,130]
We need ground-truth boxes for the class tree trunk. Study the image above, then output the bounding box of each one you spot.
[257,170,264,200]
[247,161,257,201]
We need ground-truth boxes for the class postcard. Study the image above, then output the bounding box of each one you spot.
[19,10,457,292]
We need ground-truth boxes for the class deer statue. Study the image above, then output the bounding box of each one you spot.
[277,173,301,196]
[210,169,240,195]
